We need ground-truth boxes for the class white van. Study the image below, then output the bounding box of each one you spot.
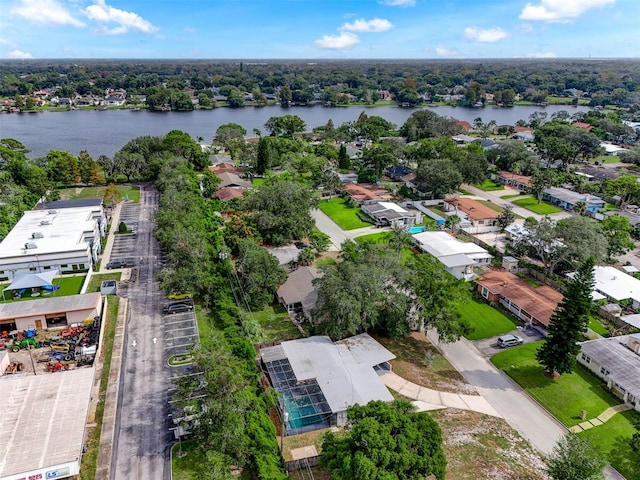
[497,334,524,348]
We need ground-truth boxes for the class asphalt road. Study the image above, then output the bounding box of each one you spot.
[111,185,173,480]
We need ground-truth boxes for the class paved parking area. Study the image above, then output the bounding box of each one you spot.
[162,310,199,357]
[472,326,545,357]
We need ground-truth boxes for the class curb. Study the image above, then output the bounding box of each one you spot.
[95,296,128,479]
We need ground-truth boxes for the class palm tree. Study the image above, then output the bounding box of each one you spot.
[445,214,461,234]
[573,200,587,215]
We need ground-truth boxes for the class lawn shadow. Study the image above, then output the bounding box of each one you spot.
[607,435,638,480]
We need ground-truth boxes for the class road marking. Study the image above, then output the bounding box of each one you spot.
[153,337,157,344]
[132,339,137,347]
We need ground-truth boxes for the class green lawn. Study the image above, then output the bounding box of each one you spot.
[0,274,85,302]
[491,342,626,427]
[58,185,141,203]
[171,441,207,480]
[85,272,122,293]
[475,179,505,191]
[318,197,372,230]
[501,194,524,199]
[580,410,640,480]
[588,315,609,336]
[252,304,302,342]
[457,299,519,340]
[593,154,622,165]
[512,197,564,215]
[355,232,389,244]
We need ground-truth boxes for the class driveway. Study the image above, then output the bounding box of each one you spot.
[425,329,566,456]
[473,326,544,358]
[311,208,351,251]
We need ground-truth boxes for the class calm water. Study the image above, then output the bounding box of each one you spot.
[0,104,588,158]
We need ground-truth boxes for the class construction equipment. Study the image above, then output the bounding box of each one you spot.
[5,361,24,374]
[46,361,68,373]
[10,338,40,352]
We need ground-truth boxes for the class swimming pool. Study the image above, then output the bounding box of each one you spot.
[406,226,427,234]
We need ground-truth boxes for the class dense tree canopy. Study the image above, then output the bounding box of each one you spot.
[321,400,447,480]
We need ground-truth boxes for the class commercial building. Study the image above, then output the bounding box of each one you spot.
[0,206,106,281]
[0,368,95,480]
[0,292,102,333]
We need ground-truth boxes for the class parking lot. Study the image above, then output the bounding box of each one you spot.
[472,326,544,357]
[162,307,199,358]
[107,203,141,268]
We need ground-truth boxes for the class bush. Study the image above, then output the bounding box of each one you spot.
[118,221,128,233]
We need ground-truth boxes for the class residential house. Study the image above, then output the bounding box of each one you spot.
[216,172,251,189]
[215,187,246,202]
[208,162,244,175]
[473,139,498,150]
[260,334,394,434]
[573,122,594,131]
[343,184,393,204]
[456,120,473,131]
[411,231,493,280]
[361,202,422,228]
[495,171,532,191]
[385,165,415,183]
[600,142,629,156]
[571,265,640,309]
[444,197,501,233]
[277,266,321,319]
[542,187,605,213]
[513,131,535,142]
[451,134,476,145]
[577,334,640,409]
[475,271,563,328]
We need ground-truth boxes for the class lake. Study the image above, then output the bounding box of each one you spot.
[0,104,589,158]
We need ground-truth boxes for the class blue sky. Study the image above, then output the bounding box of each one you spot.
[0,0,638,59]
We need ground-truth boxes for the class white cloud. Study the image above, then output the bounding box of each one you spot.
[0,39,17,48]
[340,18,393,33]
[464,26,508,43]
[314,32,360,50]
[380,0,416,6]
[527,51,558,58]
[435,46,459,57]
[519,0,615,23]
[85,0,158,35]
[184,26,195,34]
[8,49,33,59]
[11,0,85,27]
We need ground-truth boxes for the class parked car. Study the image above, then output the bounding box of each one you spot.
[106,258,127,269]
[163,302,194,314]
[497,334,524,348]
[295,241,310,249]
[168,291,193,300]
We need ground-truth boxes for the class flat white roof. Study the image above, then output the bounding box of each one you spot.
[591,266,640,303]
[377,202,407,213]
[279,334,394,413]
[0,207,98,259]
[412,231,490,259]
[0,368,94,477]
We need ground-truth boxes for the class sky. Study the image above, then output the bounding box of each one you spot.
[0,0,638,59]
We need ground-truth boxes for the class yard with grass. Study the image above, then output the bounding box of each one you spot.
[0,274,85,302]
[318,197,372,230]
[588,315,609,336]
[457,299,519,340]
[490,341,640,478]
[374,332,476,395]
[58,185,141,203]
[512,197,564,215]
[85,272,122,293]
[474,179,505,191]
[252,303,303,342]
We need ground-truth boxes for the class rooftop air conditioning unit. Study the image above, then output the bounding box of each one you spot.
[40,220,51,226]
[24,242,37,249]
[48,210,57,215]
[32,232,44,239]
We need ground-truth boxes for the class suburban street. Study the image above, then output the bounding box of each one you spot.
[111,185,173,480]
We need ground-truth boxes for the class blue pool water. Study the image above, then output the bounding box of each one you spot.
[406,226,427,234]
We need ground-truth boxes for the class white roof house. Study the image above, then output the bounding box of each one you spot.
[600,142,629,156]
[0,206,105,280]
[570,266,640,309]
[411,231,493,280]
[361,201,421,227]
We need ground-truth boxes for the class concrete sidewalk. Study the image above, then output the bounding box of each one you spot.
[569,403,634,433]
[98,201,124,273]
[381,371,501,417]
